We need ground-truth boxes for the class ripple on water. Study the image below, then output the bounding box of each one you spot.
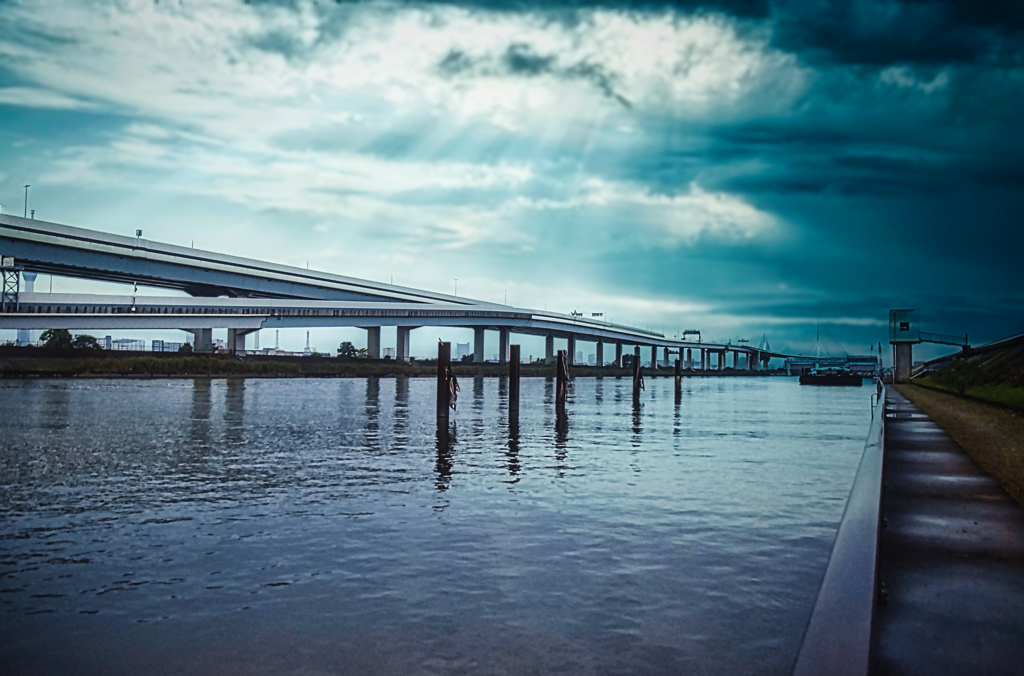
[0,376,868,675]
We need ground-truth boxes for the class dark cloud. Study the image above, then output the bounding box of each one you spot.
[437,44,632,107]
[327,0,771,18]
[771,0,1024,66]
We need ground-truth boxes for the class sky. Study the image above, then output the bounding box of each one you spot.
[1,0,1022,360]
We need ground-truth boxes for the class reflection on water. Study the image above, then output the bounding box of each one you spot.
[0,377,870,675]
[505,419,521,479]
[435,424,454,492]
[190,378,211,446]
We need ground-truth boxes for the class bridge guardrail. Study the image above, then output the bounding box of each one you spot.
[792,379,885,676]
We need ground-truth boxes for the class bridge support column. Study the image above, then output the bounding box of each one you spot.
[663,347,670,367]
[699,349,705,370]
[362,326,381,359]
[686,348,693,369]
[567,335,576,366]
[615,343,623,367]
[733,351,739,369]
[474,327,485,363]
[545,333,555,365]
[894,342,913,383]
[650,345,657,369]
[227,328,257,355]
[719,350,725,371]
[498,328,509,364]
[397,326,417,362]
[187,328,215,353]
[596,341,604,367]
[17,272,36,346]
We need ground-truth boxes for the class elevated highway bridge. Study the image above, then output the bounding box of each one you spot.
[0,213,781,368]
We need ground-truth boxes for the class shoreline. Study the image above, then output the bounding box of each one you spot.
[0,345,785,379]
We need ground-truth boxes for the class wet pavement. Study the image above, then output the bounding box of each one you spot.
[873,389,1024,675]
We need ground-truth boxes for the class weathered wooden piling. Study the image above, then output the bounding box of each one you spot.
[632,353,644,399]
[556,349,570,410]
[437,341,451,424]
[509,344,521,420]
[674,358,682,391]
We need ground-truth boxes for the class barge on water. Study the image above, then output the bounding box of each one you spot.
[799,366,863,386]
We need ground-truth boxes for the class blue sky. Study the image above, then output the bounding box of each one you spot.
[1,0,1022,359]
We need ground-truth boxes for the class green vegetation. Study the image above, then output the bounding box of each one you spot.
[0,356,302,376]
[71,334,102,350]
[916,344,1024,411]
[337,341,357,358]
[40,328,73,349]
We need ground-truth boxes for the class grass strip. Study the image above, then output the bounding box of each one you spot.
[896,384,1024,507]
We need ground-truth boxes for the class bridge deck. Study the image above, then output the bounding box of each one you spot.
[872,389,1024,674]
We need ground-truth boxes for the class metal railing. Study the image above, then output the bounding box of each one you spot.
[918,330,968,347]
[792,379,885,676]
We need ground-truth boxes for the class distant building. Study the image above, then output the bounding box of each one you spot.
[784,355,879,376]
[152,340,184,352]
[456,342,471,359]
[588,353,596,365]
[847,355,880,376]
[111,338,146,351]
[576,351,583,364]
[383,347,396,358]
[102,335,112,350]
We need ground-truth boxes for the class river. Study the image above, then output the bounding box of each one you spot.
[0,376,868,675]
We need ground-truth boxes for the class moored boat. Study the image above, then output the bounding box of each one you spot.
[799,366,863,386]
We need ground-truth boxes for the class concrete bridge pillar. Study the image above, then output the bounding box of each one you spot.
[663,347,670,367]
[650,345,657,368]
[17,272,36,346]
[227,328,257,355]
[719,350,725,371]
[567,334,576,366]
[895,343,913,383]
[187,328,215,353]
[596,341,604,366]
[397,326,417,361]
[615,343,623,367]
[474,327,485,362]
[686,348,693,369]
[733,351,739,369]
[362,326,381,359]
[499,327,509,364]
[545,333,555,365]
[699,349,706,370]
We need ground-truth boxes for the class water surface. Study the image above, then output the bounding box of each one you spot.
[0,376,869,675]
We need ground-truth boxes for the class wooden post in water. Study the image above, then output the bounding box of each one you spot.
[509,344,521,421]
[556,349,569,410]
[674,358,682,389]
[632,354,644,399]
[437,341,451,425]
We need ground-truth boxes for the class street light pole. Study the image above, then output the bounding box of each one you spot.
[23,185,30,218]
[454,278,458,297]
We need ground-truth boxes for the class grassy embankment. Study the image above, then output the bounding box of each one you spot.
[898,336,1024,506]
[896,383,1024,507]
[913,340,1024,410]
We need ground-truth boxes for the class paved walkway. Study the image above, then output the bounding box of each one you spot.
[872,389,1024,674]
